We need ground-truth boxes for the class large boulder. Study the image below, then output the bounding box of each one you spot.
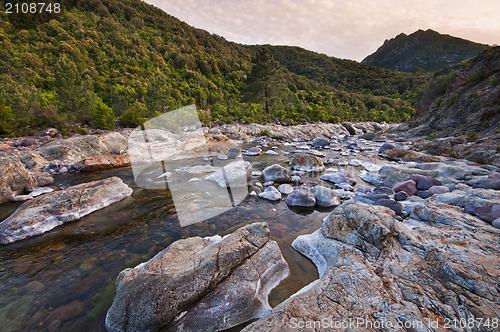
[285,188,316,207]
[261,164,291,183]
[311,186,341,207]
[105,222,288,332]
[244,200,500,332]
[312,137,329,148]
[0,177,132,244]
[206,161,252,187]
[0,152,54,204]
[321,201,395,251]
[289,154,325,172]
[36,135,111,164]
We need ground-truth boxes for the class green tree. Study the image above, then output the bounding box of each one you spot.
[0,96,14,135]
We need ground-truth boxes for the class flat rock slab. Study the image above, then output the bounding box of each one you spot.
[0,177,133,244]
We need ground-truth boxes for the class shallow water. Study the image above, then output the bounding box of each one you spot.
[0,142,387,332]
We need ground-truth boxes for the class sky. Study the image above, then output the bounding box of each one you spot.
[144,0,500,62]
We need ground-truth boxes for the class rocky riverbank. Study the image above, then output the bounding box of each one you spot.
[1,121,499,331]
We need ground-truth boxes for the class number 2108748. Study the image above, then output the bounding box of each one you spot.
[5,2,61,14]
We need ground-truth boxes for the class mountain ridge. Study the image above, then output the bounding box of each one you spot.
[362,29,487,72]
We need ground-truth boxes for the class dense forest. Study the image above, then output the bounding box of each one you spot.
[0,0,432,136]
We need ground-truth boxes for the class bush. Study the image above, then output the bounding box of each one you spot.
[119,102,147,128]
[259,128,271,137]
[94,99,115,130]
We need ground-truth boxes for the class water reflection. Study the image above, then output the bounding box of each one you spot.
[0,165,327,331]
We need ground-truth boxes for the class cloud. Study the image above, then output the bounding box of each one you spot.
[146,0,500,61]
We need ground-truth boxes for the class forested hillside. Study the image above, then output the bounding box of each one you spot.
[0,0,430,136]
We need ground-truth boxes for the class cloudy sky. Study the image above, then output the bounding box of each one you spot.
[144,0,499,61]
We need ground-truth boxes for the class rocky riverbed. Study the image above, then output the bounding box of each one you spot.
[0,122,499,331]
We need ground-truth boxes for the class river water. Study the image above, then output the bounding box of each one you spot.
[0,142,391,332]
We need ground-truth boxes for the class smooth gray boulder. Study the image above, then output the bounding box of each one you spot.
[258,186,282,201]
[285,188,316,207]
[261,164,291,183]
[0,177,132,244]
[311,186,341,207]
[106,222,288,332]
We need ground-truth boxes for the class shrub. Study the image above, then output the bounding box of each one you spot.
[259,128,271,137]
[119,102,147,128]
[94,99,115,130]
[466,131,480,142]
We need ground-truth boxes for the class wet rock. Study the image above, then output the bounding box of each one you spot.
[262,164,291,183]
[290,175,302,185]
[428,185,450,195]
[289,154,325,172]
[265,150,278,156]
[258,186,282,201]
[206,160,252,187]
[311,186,341,207]
[410,175,436,190]
[312,137,329,148]
[249,190,257,197]
[0,151,54,204]
[106,222,288,332]
[277,184,293,195]
[340,122,357,135]
[0,177,133,244]
[372,198,404,216]
[378,143,396,154]
[492,218,500,229]
[320,172,356,186]
[226,147,240,159]
[25,280,46,292]
[372,186,394,195]
[467,178,500,190]
[392,179,417,196]
[245,147,262,156]
[465,202,482,215]
[359,132,376,140]
[285,188,316,207]
[474,204,500,223]
[364,193,390,201]
[356,187,372,194]
[348,159,361,167]
[417,190,433,199]
[394,191,409,201]
[337,183,353,191]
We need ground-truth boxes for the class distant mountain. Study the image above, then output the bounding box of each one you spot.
[409,46,500,136]
[362,29,487,72]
